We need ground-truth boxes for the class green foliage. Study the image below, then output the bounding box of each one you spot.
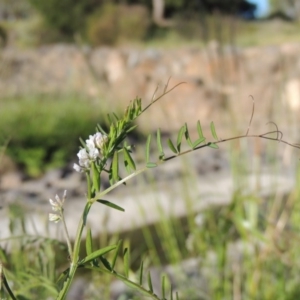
[0,94,109,177]
[27,0,98,38]
[86,3,151,46]
[0,203,65,299]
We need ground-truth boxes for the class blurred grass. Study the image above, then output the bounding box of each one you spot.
[1,138,300,299]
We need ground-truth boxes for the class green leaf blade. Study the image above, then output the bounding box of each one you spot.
[146,134,152,163]
[193,137,206,148]
[197,120,204,138]
[96,199,125,212]
[124,248,130,278]
[146,162,157,168]
[156,128,165,160]
[167,138,178,154]
[111,151,119,183]
[111,240,123,270]
[208,142,219,149]
[80,245,116,264]
[139,261,144,285]
[147,271,153,293]
[210,121,219,140]
[123,147,136,172]
[176,125,186,152]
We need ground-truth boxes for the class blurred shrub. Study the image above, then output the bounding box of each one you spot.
[4,14,64,47]
[27,0,98,39]
[0,23,7,47]
[86,3,151,46]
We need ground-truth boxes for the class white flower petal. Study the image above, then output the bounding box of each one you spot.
[94,132,107,149]
[49,213,61,223]
[73,163,82,172]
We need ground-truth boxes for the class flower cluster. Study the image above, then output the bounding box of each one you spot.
[73,132,108,173]
[49,190,67,223]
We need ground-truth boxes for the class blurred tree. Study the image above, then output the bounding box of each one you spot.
[27,0,100,37]
[269,0,300,20]
[152,0,173,26]
[0,0,32,20]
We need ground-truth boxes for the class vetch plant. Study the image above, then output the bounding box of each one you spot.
[1,81,299,300]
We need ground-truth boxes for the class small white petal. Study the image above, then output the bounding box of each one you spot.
[94,132,107,149]
[73,163,82,172]
[63,190,67,201]
[77,148,89,160]
[49,213,61,223]
[86,138,95,150]
[49,198,56,206]
[89,147,99,160]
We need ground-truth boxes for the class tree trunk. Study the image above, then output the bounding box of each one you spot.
[152,0,173,27]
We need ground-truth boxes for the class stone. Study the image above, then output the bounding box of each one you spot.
[0,171,22,190]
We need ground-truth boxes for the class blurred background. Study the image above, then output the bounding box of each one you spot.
[0,0,300,176]
[1,0,300,299]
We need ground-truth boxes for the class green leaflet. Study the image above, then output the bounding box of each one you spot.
[184,124,194,149]
[96,199,125,212]
[208,142,219,149]
[146,162,157,168]
[147,271,153,293]
[79,137,86,148]
[112,112,119,121]
[146,134,152,163]
[123,146,136,172]
[167,138,177,154]
[96,123,107,135]
[210,121,219,140]
[125,124,137,134]
[193,137,206,149]
[99,256,112,271]
[176,125,186,152]
[111,151,119,183]
[197,120,204,138]
[80,245,116,264]
[139,261,144,285]
[111,240,122,270]
[156,128,165,160]
[123,248,130,278]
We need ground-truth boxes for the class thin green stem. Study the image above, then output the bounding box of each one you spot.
[61,209,73,261]
[84,265,161,299]
[56,202,92,300]
[1,263,17,300]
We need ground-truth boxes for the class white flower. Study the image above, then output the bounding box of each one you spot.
[49,191,67,223]
[73,163,82,173]
[94,132,108,150]
[49,190,67,211]
[86,132,107,152]
[88,146,99,161]
[49,213,61,223]
[73,132,107,173]
[86,135,96,150]
[74,148,94,172]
